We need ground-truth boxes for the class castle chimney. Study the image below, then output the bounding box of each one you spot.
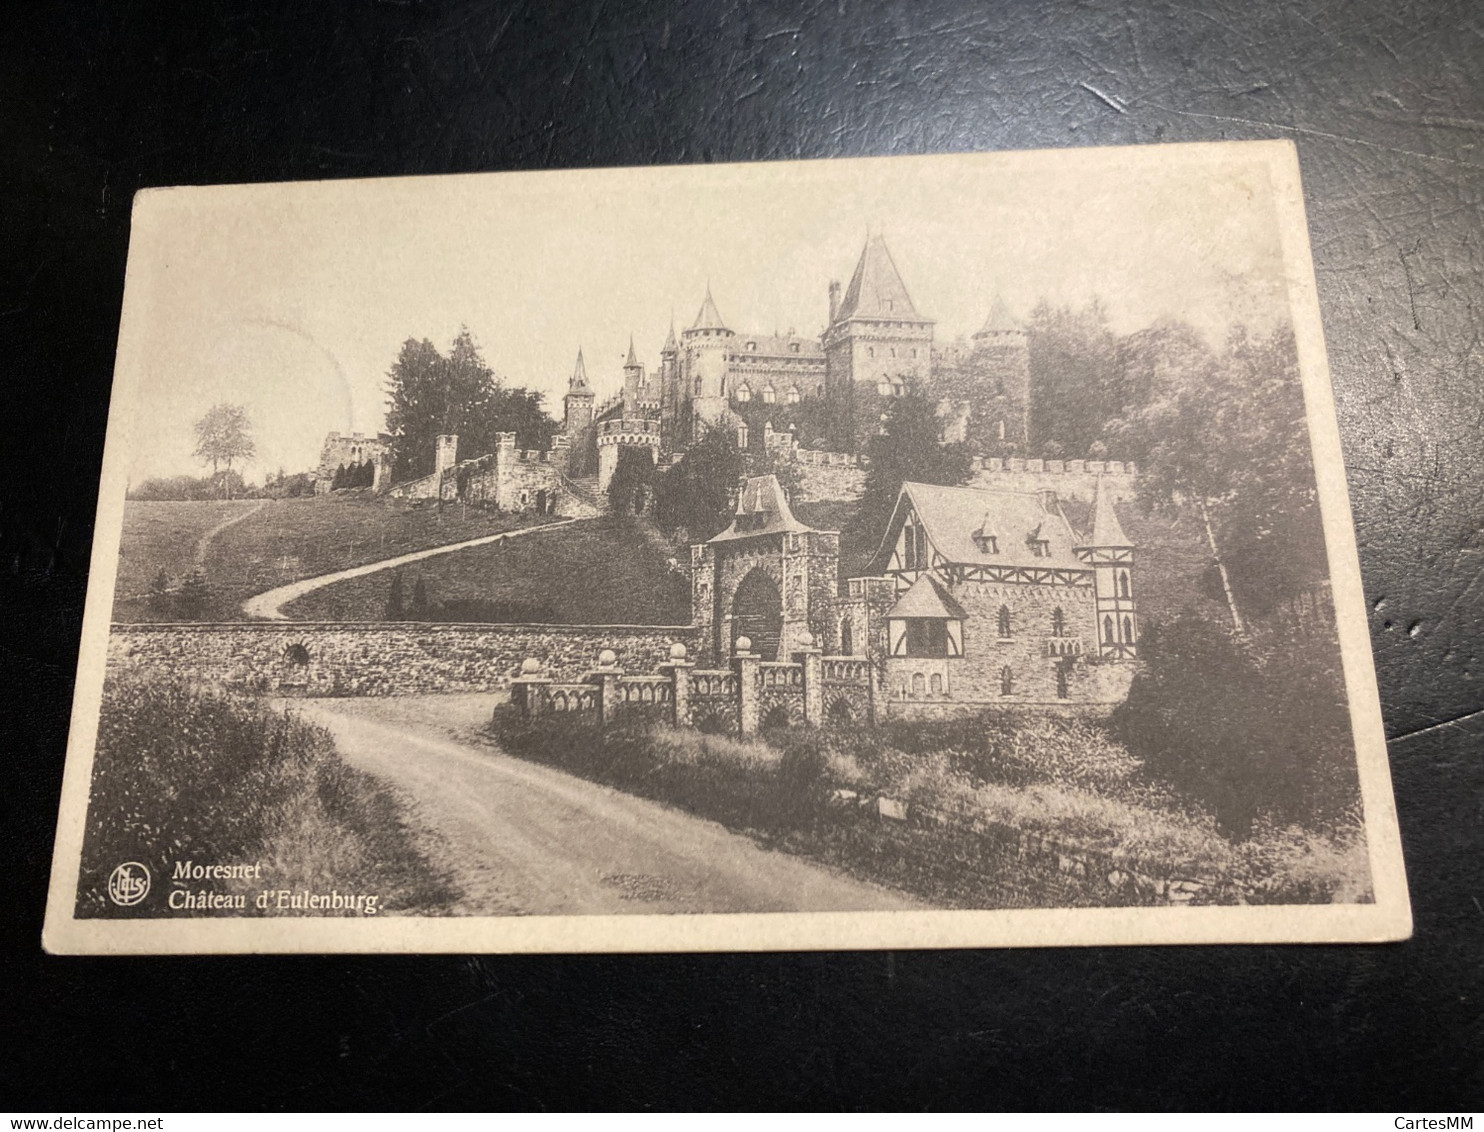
[828,280,841,323]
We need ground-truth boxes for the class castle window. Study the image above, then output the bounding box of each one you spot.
[997,605,1012,638]
[1000,666,1013,696]
[1051,607,1066,637]
[694,377,703,395]
[1123,615,1134,643]
[790,343,800,353]
[911,672,926,698]
[929,672,943,695]
[877,379,892,396]
[737,425,749,448]
[785,385,800,404]
[746,341,756,351]
[762,385,776,404]
[737,383,751,402]
[972,528,998,555]
[840,619,853,655]
[997,419,1007,442]
[1104,614,1116,643]
[1056,664,1070,699]
[867,347,875,359]
[890,347,897,358]
[1119,571,1131,599]
[903,524,916,569]
[1027,534,1051,558]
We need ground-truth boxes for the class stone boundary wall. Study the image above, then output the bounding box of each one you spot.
[822,789,1232,907]
[108,621,698,697]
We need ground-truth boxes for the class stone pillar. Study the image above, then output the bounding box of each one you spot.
[660,642,692,728]
[587,648,623,724]
[733,637,760,737]
[796,641,823,726]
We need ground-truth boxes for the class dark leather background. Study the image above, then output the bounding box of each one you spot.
[3,0,1480,1110]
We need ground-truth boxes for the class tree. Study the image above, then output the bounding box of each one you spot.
[852,389,972,549]
[1113,322,1321,634]
[384,328,557,482]
[1026,299,1118,454]
[606,447,656,516]
[193,404,255,497]
[385,572,404,620]
[653,427,744,540]
[177,568,212,619]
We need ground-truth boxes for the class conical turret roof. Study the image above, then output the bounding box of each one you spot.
[625,335,640,367]
[833,233,930,324]
[1085,477,1132,548]
[690,284,728,331]
[567,348,590,392]
[662,317,678,352]
[974,294,1020,337]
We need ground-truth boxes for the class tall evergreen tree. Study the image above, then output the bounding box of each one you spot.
[852,389,972,548]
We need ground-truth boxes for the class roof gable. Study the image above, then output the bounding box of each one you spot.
[887,573,969,621]
[709,474,812,543]
[871,482,1089,571]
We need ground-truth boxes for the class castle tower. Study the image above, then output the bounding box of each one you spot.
[562,348,595,434]
[681,284,735,434]
[822,234,935,451]
[434,434,459,476]
[659,317,681,451]
[1074,477,1137,659]
[622,334,644,407]
[971,294,1031,449]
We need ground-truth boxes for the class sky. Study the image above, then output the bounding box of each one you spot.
[112,142,1296,485]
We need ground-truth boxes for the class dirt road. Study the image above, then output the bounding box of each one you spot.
[241,518,574,620]
[297,696,919,916]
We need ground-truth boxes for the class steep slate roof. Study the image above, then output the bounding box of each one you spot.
[730,333,825,359]
[568,348,590,390]
[833,234,931,324]
[886,572,969,621]
[870,482,1087,572]
[691,285,728,331]
[663,318,678,351]
[709,474,812,543]
[1081,477,1132,548]
[974,294,1020,336]
[625,335,639,366]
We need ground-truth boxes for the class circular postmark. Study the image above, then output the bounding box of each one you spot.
[106,861,151,907]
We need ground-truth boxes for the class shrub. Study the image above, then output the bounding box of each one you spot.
[77,678,457,917]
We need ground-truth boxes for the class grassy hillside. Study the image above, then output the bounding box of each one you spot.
[113,494,553,622]
[112,500,262,606]
[284,515,691,625]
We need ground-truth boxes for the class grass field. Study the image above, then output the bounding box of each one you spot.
[284,515,692,625]
[112,493,555,622]
[111,500,262,605]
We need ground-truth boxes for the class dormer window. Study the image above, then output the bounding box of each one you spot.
[790,342,800,353]
[785,385,801,404]
[972,529,998,555]
[736,383,752,402]
[746,341,756,351]
[1026,524,1051,558]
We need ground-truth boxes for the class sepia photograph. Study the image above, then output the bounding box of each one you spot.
[43,140,1409,953]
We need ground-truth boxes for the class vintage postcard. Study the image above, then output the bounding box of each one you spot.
[44,140,1410,953]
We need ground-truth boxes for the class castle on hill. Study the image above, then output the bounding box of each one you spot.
[561,232,1034,492]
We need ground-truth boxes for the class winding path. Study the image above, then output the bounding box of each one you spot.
[194,498,268,567]
[298,695,920,916]
[241,517,575,620]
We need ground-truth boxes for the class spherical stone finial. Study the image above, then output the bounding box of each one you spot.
[668,642,688,661]
[520,657,543,675]
[735,636,752,654]
[598,648,618,667]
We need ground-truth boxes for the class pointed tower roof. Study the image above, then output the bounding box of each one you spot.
[1084,477,1132,548]
[690,284,728,331]
[709,475,811,543]
[662,316,678,352]
[833,233,931,324]
[625,335,640,367]
[974,294,1020,337]
[567,348,590,392]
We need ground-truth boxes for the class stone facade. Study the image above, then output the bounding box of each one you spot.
[386,433,594,517]
[314,431,391,494]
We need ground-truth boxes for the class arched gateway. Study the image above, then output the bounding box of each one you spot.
[690,475,841,664]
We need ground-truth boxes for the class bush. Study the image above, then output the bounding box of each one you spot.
[1109,614,1362,834]
[77,678,456,917]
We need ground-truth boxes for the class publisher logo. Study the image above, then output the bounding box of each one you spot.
[107,862,151,907]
